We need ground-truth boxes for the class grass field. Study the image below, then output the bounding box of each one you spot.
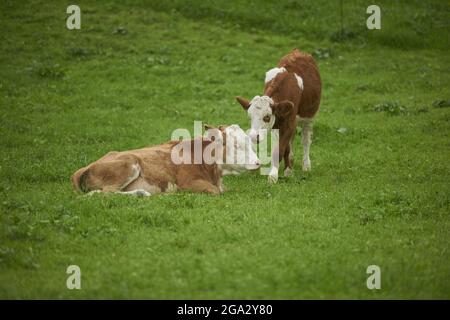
[0,0,449,299]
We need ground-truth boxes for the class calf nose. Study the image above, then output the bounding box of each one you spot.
[255,160,261,167]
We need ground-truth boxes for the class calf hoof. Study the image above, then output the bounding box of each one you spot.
[284,167,293,177]
[134,189,151,197]
[268,173,278,184]
[302,160,311,171]
[138,190,151,197]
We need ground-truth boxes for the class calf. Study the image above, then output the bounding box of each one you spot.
[71,124,260,196]
[235,49,321,183]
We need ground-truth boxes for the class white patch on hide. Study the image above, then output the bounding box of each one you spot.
[247,95,275,143]
[221,124,260,173]
[294,73,304,91]
[265,67,286,83]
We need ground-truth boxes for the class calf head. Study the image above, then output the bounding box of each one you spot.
[236,95,294,143]
[205,124,260,175]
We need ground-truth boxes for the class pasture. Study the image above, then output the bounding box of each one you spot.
[0,0,449,299]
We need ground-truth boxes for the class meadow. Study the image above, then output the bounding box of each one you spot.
[0,0,449,299]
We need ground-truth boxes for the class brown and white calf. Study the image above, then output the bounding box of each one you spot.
[235,49,321,183]
[71,124,260,196]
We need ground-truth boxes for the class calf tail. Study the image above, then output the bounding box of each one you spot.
[71,167,90,193]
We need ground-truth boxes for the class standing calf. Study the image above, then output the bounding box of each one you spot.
[235,49,322,183]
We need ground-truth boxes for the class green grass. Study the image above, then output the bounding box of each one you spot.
[0,0,449,299]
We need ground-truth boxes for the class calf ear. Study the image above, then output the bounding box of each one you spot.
[271,100,294,118]
[204,124,216,131]
[218,125,229,132]
[236,96,251,110]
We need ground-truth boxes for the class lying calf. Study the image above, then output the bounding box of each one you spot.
[71,124,260,196]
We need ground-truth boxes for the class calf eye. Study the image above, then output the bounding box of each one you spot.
[263,115,271,123]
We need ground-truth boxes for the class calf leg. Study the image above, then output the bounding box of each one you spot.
[268,142,279,183]
[283,135,296,177]
[119,189,151,197]
[289,116,300,167]
[299,117,313,171]
[283,144,292,177]
[87,189,151,197]
[179,179,221,195]
[123,177,164,195]
[268,141,288,184]
[83,160,141,193]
